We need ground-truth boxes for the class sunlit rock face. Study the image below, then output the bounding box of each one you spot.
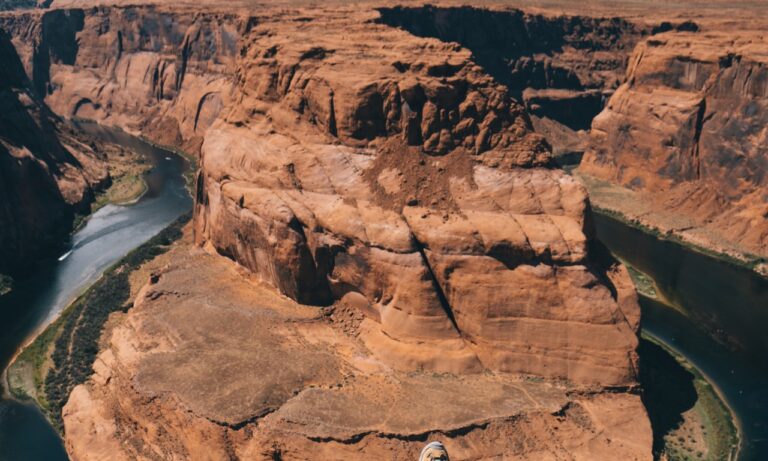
[193,5,641,386]
[581,30,768,260]
[1,3,653,460]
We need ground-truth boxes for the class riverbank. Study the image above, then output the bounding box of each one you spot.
[5,213,190,431]
[618,257,741,459]
[578,173,767,278]
[75,119,199,192]
[92,144,150,208]
[71,132,153,233]
[64,118,201,249]
[590,211,760,460]
[136,134,199,188]
[0,120,194,459]
[641,331,739,461]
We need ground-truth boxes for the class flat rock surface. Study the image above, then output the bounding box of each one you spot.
[64,242,652,460]
[117,246,567,432]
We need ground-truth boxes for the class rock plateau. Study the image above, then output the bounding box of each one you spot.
[13,1,756,459]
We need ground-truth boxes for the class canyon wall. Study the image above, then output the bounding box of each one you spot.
[2,3,653,459]
[2,6,247,155]
[377,5,647,154]
[580,29,768,264]
[0,24,106,276]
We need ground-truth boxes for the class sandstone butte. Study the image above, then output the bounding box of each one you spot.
[0,0,762,459]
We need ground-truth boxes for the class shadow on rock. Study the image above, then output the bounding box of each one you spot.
[638,338,697,457]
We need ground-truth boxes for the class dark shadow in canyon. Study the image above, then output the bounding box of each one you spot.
[33,9,84,97]
[638,338,698,457]
[0,28,92,276]
[376,5,644,131]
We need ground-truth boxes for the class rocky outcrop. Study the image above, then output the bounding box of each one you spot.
[0,25,106,275]
[580,30,768,263]
[64,242,651,461]
[0,3,652,459]
[1,6,246,155]
[194,5,641,387]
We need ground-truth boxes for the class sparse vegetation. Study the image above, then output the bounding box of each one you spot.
[640,335,739,461]
[7,212,191,432]
[0,273,12,296]
[592,206,764,275]
[92,157,150,210]
[77,142,152,231]
[626,265,658,298]
[0,0,37,11]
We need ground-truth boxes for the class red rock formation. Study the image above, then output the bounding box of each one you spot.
[0,24,106,275]
[580,29,768,263]
[2,3,653,459]
[63,242,651,461]
[193,6,640,386]
[2,6,246,155]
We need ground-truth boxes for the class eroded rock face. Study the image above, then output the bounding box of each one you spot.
[1,6,246,155]
[63,244,651,460]
[580,30,768,260]
[377,5,648,155]
[193,6,641,387]
[0,25,106,275]
[0,3,651,458]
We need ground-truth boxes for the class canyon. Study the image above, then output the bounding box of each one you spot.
[0,0,764,460]
[0,22,107,278]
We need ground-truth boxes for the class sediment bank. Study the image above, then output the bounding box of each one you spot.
[6,213,190,430]
[582,174,767,278]
[642,327,740,460]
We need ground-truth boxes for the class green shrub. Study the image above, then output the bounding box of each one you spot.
[43,212,190,430]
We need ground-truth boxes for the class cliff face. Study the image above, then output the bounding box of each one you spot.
[193,5,641,386]
[580,30,768,262]
[0,25,106,275]
[1,3,652,459]
[377,5,647,154]
[2,6,246,155]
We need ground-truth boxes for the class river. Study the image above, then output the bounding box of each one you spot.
[593,212,768,461]
[0,127,764,460]
[0,124,192,461]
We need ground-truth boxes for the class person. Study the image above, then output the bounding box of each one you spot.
[418,441,449,461]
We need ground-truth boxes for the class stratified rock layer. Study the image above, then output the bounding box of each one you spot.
[1,6,245,155]
[580,29,768,261]
[193,5,641,386]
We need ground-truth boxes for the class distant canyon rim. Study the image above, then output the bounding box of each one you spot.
[0,0,765,459]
